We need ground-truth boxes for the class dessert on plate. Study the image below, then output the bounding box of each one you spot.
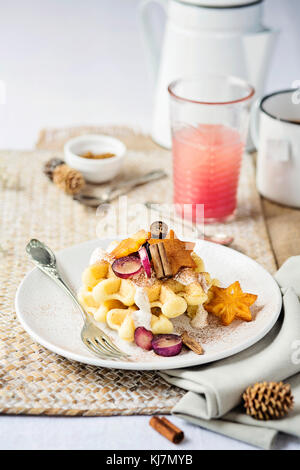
[78,222,257,357]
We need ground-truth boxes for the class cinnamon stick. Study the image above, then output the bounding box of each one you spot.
[150,244,164,279]
[149,416,184,444]
[157,243,172,278]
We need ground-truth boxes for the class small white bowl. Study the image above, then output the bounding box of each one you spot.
[64,134,126,183]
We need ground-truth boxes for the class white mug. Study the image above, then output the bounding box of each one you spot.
[251,88,300,207]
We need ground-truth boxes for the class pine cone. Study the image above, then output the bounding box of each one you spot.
[43,158,65,180]
[242,381,294,421]
[53,164,85,195]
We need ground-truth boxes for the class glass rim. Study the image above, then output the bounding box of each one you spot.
[168,75,255,106]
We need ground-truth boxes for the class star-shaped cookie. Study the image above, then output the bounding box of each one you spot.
[149,230,196,275]
[204,281,257,326]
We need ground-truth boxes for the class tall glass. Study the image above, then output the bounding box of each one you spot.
[168,75,254,223]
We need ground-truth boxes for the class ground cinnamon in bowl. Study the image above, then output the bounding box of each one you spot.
[80,151,115,160]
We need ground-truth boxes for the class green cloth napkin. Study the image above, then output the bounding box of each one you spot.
[159,257,300,449]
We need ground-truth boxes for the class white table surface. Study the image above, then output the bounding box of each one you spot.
[1,414,300,451]
[1,0,300,450]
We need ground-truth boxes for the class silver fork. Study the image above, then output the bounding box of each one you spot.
[26,239,128,361]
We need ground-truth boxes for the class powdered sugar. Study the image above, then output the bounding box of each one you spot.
[175,268,210,293]
[131,269,157,287]
[132,287,152,330]
[190,304,208,329]
[175,268,198,285]
[89,247,114,265]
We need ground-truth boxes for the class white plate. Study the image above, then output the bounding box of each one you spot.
[15,239,282,370]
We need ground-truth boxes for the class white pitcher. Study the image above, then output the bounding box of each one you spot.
[139,0,278,148]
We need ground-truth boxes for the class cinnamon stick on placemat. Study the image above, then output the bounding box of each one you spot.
[149,416,184,444]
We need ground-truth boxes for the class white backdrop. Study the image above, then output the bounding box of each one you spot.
[1,0,300,450]
[0,0,299,148]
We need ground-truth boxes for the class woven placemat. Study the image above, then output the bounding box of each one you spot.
[0,125,276,416]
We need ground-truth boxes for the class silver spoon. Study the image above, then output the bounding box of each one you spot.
[74,169,167,207]
[144,202,234,246]
[26,239,128,360]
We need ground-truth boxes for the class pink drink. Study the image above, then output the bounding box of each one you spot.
[173,124,244,221]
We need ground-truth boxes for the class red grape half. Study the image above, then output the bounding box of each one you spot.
[151,334,182,357]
